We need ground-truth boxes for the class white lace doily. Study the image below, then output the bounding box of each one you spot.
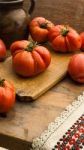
[31,92,84,150]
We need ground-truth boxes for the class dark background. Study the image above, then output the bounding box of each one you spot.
[24,0,84,33]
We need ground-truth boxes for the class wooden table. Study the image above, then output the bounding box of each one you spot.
[0,0,84,149]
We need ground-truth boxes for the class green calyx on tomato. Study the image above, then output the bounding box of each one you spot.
[61,26,69,36]
[0,79,5,87]
[25,42,37,52]
[38,22,48,29]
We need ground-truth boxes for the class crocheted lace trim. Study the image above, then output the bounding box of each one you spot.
[31,92,84,150]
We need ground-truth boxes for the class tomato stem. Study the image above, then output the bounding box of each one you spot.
[61,26,69,36]
[38,22,48,29]
[25,41,37,52]
[0,79,5,87]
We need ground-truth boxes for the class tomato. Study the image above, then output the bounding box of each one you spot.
[29,17,54,43]
[68,53,84,83]
[0,79,15,114]
[10,40,30,56]
[0,39,6,61]
[80,32,84,51]
[48,25,82,53]
[10,40,51,77]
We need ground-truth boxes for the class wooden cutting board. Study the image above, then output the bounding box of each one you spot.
[0,47,72,101]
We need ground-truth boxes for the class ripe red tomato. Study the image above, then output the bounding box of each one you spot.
[48,25,82,53]
[80,32,84,51]
[10,40,30,56]
[68,53,84,83]
[29,17,54,43]
[0,79,15,113]
[0,39,6,61]
[10,40,51,77]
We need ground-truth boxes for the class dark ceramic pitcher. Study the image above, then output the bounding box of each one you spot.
[0,0,35,47]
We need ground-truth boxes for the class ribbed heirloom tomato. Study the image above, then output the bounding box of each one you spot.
[0,39,6,61]
[48,25,82,53]
[10,40,51,77]
[29,17,54,43]
[68,53,84,83]
[0,79,15,114]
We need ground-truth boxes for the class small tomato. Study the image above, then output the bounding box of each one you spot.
[0,79,15,114]
[68,53,84,83]
[29,17,54,43]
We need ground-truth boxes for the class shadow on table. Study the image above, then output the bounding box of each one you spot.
[0,134,32,150]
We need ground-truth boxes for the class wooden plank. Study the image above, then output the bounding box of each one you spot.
[0,89,78,142]
[0,48,72,101]
[0,77,84,144]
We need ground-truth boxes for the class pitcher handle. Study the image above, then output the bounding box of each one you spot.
[28,0,35,15]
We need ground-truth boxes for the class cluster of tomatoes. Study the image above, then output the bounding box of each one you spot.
[0,16,84,114]
[29,17,84,83]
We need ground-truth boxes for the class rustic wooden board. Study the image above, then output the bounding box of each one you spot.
[0,48,72,101]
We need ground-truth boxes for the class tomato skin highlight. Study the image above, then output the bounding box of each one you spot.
[48,25,82,53]
[10,40,51,77]
[68,53,84,83]
[29,17,54,43]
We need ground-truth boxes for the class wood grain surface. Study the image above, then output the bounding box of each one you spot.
[0,0,84,149]
[0,46,73,101]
